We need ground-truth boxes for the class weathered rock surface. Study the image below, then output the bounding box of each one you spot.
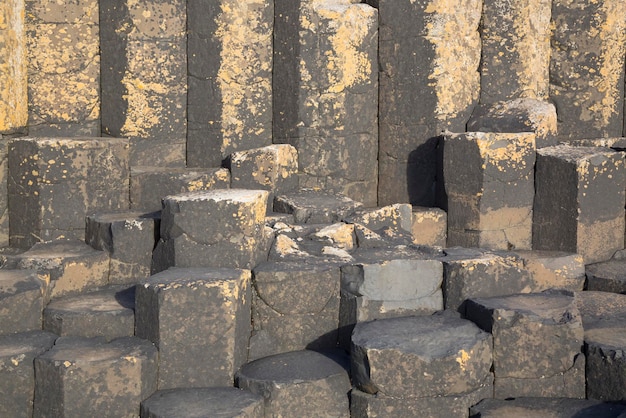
[274,189,363,224]
[0,269,46,334]
[470,397,626,417]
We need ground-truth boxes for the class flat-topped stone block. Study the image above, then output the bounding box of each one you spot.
[533,145,625,264]
[43,286,134,341]
[0,269,46,334]
[465,291,585,398]
[344,204,413,234]
[14,240,109,301]
[135,267,251,389]
[141,387,264,418]
[444,131,536,251]
[411,206,447,248]
[154,189,269,271]
[33,336,157,417]
[8,137,130,248]
[0,331,57,418]
[585,259,626,294]
[130,166,230,212]
[511,250,586,292]
[86,211,159,283]
[274,189,363,224]
[470,397,626,417]
[351,311,492,398]
[236,350,351,417]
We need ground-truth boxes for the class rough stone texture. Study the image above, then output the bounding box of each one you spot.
[130,166,230,212]
[351,311,493,398]
[412,206,447,247]
[371,0,481,206]
[479,0,551,104]
[229,144,298,210]
[511,250,586,292]
[0,269,45,334]
[86,211,159,283]
[187,0,273,167]
[345,204,413,235]
[141,387,265,418]
[274,189,363,224]
[236,350,351,417]
[154,189,269,271]
[441,248,534,311]
[43,286,134,341]
[135,267,251,389]
[470,397,626,417]
[0,0,27,135]
[0,139,9,246]
[585,259,626,294]
[33,336,157,417]
[351,378,493,418]
[0,331,57,418]
[444,131,536,251]
[26,0,100,136]
[575,291,626,401]
[550,0,626,140]
[8,137,130,248]
[100,0,186,166]
[465,292,585,398]
[274,0,378,206]
[250,261,340,358]
[14,240,109,302]
[468,99,558,148]
[533,146,626,264]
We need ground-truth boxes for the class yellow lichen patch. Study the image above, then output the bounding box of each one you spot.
[472,132,536,171]
[455,349,470,371]
[0,0,27,133]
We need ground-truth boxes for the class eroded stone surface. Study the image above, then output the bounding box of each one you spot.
[470,397,626,417]
[0,269,46,334]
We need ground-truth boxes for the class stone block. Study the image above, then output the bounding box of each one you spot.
[411,206,447,247]
[468,99,558,148]
[250,261,340,358]
[442,248,533,311]
[130,166,230,212]
[470,397,626,417]
[8,137,130,248]
[351,378,493,418]
[550,0,626,140]
[86,211,159,283]
[274,1,378,206]
[0,0,27,135]
[479,0,551,103]
[140,387,264,418]
[512,250,586,292]
[236,350,351,417]
[533,145,626,264]
[585,259,626,294]
[155,189,269,270]
[135,267,251,389]
[14,240,109,301]
[33,336,158,417]
[229,144,298,209]
[26,0,100,136]
[0,331,57,418]
[187,0,273,167]
[345,204,413,234]
[444,131,536,251]
[0,269,46,334]
[274,189,362,224]
[309,223,356,251]
[43,286,134,341]
[351,311,493,398]
[0,140,9,246]
[371,0,481,205]
[100,0,186,166]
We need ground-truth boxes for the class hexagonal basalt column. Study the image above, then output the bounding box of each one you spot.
[0,269,46,334]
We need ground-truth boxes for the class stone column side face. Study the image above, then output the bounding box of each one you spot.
[0,0,27,135]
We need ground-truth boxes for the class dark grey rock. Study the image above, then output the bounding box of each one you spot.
[470,397,626,417]
[274,190,363,224]
[586,259,626,294]
[0,269,46,334]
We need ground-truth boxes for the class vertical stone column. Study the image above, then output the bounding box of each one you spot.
[371,0,481,206]
[187,0,273,167]
[100,0,186,167]
[479,0,551,103]
[550,0,626,140]
[0,0,27,135]
[274,0,379,207]
[25,0,100,136]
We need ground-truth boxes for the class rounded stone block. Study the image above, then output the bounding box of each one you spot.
[351,311,493,398]
[33,336,158,417]
[236,350,351,417]
[141,387,264,418]
[0,269,46,334]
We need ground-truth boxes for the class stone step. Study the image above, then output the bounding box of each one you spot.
[470,397,626,417]
[585,258,626,294]
[273,189,363,224]
[0,269,46,334]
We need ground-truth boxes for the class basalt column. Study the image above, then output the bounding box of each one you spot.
[274,0,378,207]
[26,0,100,136]
[550,0,626,139]
[100,0,187,166]
[369,0,481,206]
[187,0,273,167]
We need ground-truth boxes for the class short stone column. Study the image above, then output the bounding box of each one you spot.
[0,270,46,334]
